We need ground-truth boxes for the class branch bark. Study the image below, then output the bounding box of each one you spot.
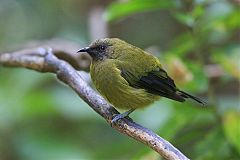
[0,44,189,160]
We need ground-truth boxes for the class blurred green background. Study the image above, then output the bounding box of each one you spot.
[0,0,239,159]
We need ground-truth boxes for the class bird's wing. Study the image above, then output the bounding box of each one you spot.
[120,66,205,104]
[120,66,187,102]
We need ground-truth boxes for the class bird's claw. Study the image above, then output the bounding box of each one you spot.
[111,109,135,125]
[111,114,126,124]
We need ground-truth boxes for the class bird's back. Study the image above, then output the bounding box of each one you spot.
[113,41,162,78]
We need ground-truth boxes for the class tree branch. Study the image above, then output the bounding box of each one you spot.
[0,44,189,160]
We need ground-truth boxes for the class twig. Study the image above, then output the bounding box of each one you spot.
[0,45,189,160]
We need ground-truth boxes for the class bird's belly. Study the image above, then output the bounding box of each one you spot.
[92,71,159,110]
[105,88,159,110]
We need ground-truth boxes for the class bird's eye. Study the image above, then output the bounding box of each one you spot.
[99,45,106,51]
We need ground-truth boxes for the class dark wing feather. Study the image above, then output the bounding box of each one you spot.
[121,68,205,105]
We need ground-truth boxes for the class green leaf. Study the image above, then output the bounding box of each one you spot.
[211,45,240,80]
[191,5,204,19]
[173,12,195,27]
[165,32,195,57]
[195,126,239,160]
[104,0,176,22]
[159,101,213,140]
[213,9,240,31]
[172,5,204,27]
[223,111,240,154]
[183,61,208,92]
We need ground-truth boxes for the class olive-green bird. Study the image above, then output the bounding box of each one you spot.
[78,38,204,122]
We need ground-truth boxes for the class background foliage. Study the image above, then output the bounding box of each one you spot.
[0,0,239,159]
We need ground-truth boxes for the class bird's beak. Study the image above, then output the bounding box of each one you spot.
[77,47,90,53]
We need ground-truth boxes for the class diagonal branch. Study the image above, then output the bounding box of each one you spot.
[0,45,189,160]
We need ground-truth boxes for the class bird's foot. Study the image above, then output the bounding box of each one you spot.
[111,109,135,124]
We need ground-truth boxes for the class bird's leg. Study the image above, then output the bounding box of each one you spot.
[111,108,135,124]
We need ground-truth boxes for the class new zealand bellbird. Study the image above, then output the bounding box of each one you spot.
[78,38,205,122]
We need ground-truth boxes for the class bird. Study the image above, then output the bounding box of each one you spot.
[77,38,205,123]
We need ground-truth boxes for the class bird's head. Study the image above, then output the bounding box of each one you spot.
[77,38,127,61]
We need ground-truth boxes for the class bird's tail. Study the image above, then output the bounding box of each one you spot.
[177,90,206,105]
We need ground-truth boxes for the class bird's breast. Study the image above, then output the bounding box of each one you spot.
[90,60,159,109]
